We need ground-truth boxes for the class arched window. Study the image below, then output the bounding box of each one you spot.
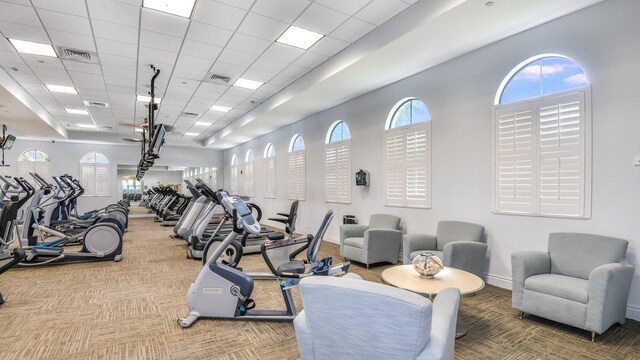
[264,143,276,199]
[18,149,51,181]
[384,98,431,208]
[493,54,591,218]
[325,121,352,203]
[80,152,110,196]
[230,154,239,194]
[288,134,305,200]
[243,149,255,197]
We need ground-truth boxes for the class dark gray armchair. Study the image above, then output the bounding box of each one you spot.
[340,214,402,268]
[403,221,486,277]
[512,233,634,341]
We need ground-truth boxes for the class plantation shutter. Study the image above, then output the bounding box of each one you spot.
[81,164,96,196]
[18,162,33,180]
[95,164,109,196]
[209,169,217,190]
[264,157,276,199]
[244,162,255,197]
[324,145,337,202]
[325,141,351,203]
[230,165,239,194]
[35,161,51,181]
[384,123,430,208]
[537,92,585,216]
[288,151,305,200]
[494,102,535,214]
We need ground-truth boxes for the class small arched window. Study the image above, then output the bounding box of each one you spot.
[80,152,110,196]
[288,134,305,200]
[18,149,51,181]
[326,120,352,143]
[245,149,254,162]
[231,154,239,166]
[496,54,589,105]
[289,134,305,152]
[264,143,276,199]
[243,149,255,197]
[230,154,239,194]
[386,98,431,129]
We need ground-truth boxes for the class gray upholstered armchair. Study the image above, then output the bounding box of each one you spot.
[512,233,634,341]
[340,214,402,268]
[294,273,460,360]
[403,221,486,277]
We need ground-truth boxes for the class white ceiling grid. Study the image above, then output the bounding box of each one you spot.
[0,0,412,146]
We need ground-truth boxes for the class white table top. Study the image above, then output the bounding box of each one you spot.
[381,265,485,298]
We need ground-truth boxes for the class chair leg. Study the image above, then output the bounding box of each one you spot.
[591,332,596,342]
[366,264,369,270]
[519,311,525,319]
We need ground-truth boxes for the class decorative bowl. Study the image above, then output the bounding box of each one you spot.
[412,253,444,278]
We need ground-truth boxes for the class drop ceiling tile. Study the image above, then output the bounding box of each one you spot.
[92,20,138,45]
[68,71,103,83]
[295,3,349,35]
[294,51,329,68]
[262,43,304,63]
[138,46,178,67]
[0,50,22,63]
[315,0,371,16]
[217,48,258,68]
[186,22,233,47]
[237,12,288,42]
[216,0,253,10]
[330,16,376,43]
[96,38,138,58]
[104,75,135,87]
[139,30,183,53]
[106,84,135,94]
[209,61,244,80]
[99,53,138,67]
[268,73,295,87]
[181,40,222,60]
[355,0,408,26]
[308,35,349,57]
[10,72,40,83]
[175,54,214,72]
[31,0,88,17]
[280,63,312,78]
[251,0,310,23]
[30,64,67,77]
[217,92,248,105]
[240,68,275,83]
[101,65,136,78]
[0,22,49,43]
[0,2,40,26]
[74,79,106,90]
[112,0,141,6]
[86,0,140,27]
[62,60,102,74]
[194,82,227,98]
[140,8,189,37]
[250,56,289,74]
[37,9,91,36]
[171,67,208,81]
[48,30,96,51]
[193,0,246,31]
[77,88,109,99]
[226,33,271,56]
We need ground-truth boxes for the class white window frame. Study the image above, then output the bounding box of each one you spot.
[288,134,305,201]
[325,121,352,204]
[492,87,592,219]
[264,143,276,199]
[80,152,110,196]
[18,149,51,182]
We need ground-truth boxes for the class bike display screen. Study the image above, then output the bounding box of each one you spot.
[229,196,251,217]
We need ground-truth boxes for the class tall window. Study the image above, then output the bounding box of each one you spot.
[80,152,110,196]
[325,120,351,203]
[18,149,51,183]
[288,134,305,200]
[243,150,255,197]
[264,143,276,199]
[384,98,431,208]
[493,54,591,218]
[230,155,239,194]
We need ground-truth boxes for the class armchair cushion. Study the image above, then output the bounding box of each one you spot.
[524,274,589,304]
[368,214,401,229]
[436,221,485,251]
[340,224,369,239]
[549,233,629,280]
[343,237,364,249]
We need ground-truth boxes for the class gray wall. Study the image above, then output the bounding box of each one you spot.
[223,0,640,319]
[1,139,223,212]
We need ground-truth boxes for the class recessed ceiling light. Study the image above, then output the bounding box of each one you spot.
[195,121,212,126]
[209,105,232,112]
[137,95,161,103]
[9,39,58,57]
[142,0,196,18]
[233,78,263,90]
[276,26,324,50]
[45,84,77,94]
[77,123,96,129]
[184,132,198,136]
[65,108,88,115]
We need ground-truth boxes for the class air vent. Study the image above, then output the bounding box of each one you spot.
[83,100,110,108]
[204,72,232,84]
[56,46,99,64]
[181,112,198,117]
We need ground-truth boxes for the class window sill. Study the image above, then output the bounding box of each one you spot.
[384,204,431,210]
[491,210,590,220]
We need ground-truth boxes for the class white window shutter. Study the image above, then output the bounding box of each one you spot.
[494,102,535,214]
[324,145,338,202]
[264,157,276,199]
[384,129,406,206]
[244,162,255,197]
[289,151,305,200]
[325,141,351,204]
[81,164,96,196]
[95,164,110,196]
[18,162,33,180]
[405,126,429,207]
[210,169,217,190]
[230,165,239,194]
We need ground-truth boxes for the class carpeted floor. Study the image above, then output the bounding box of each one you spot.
[0,216,638,359]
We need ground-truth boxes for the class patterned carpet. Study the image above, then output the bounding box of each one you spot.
[0,215,638,360]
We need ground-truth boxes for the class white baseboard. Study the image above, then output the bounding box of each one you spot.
[295,227,340,244]
[483,272,640,321]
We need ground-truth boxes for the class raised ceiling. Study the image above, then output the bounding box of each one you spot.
[0,0,603,149]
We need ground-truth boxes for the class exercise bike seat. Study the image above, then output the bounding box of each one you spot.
[276,260,305,274]
[267,232,285,241]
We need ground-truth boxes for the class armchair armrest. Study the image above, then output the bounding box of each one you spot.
[340,224,368,254]
[511,251,550,310]
[403,234,437,264]
[586,263,635,334]
[363,229,403,264]
[418,287,460,360]
[442,241,488,277]
[294,310,315,360]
